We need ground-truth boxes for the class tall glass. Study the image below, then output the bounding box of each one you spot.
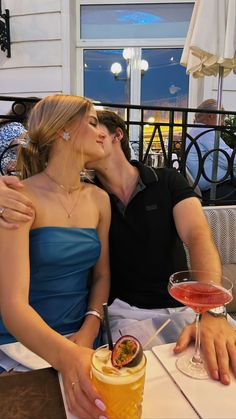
[91,344,147,419]
[168,270,233,379]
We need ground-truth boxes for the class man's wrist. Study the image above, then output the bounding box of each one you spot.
[207,306,227,318]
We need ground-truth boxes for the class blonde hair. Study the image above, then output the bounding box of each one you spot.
[17,94,92,179]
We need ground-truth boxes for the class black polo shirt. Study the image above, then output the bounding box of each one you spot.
[97,162,196,309]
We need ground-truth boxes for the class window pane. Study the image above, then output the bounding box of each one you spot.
[84,49,131,105]
[141,48,189,152]
[81,3,194,39]
[141,48,189,107]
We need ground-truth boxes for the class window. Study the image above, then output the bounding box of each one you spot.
[81,3,193,39]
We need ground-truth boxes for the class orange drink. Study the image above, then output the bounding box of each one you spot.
[91,344,146,419]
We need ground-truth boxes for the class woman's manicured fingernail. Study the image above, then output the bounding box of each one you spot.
[95,399,106,411]
[99,416,108,419]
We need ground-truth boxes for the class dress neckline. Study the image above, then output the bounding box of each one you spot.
[30,226,97,233]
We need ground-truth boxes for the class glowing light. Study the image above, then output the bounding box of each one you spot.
[119,12,162,24]
[141,59,149,72]
[123,48,133,61]
[111,62,122,76]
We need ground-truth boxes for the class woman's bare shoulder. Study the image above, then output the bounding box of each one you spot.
[20,175,48,207]
[82,181,109,200]
[82,183,110,216]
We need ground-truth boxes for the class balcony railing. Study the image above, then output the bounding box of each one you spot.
[1,96,236,206]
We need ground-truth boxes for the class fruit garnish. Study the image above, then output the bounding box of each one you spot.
[111,335,143,368]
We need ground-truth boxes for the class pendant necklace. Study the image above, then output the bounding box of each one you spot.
[44,171,81,218]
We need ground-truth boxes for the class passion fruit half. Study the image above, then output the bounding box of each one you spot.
[111,335,143,368]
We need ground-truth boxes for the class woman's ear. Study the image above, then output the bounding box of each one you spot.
[113,127,124,143]
[57,129,71,141]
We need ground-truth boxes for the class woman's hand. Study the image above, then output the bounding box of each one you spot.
[0,176,33,228]
[68,330,95,348]
[59,344,107,419]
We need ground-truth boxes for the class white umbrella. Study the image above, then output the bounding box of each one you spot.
[181,0,236,198]
[181,0,236,107]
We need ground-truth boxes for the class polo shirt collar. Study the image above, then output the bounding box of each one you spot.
[130,160,159,185]
[94,160,159,190]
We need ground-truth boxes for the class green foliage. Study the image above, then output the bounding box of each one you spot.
[221,114,236,148]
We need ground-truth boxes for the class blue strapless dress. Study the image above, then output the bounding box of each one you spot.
[0,227,101,345]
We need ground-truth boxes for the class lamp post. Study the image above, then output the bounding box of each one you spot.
[110,53,131,102]
[110,49,149,103]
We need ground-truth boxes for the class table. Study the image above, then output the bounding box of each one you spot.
[142,350,199,419]
[59,350,199,419]
[58,345,236,419]
[1,343,236,418]
[152,343,236,419]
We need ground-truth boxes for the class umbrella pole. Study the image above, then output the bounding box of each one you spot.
[210,66,224,200]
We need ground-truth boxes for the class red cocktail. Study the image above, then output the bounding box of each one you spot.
[168,271,233,379]
[169,281,232,314]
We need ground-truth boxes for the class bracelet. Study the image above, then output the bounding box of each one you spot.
[88,307,102,316]
[85,310,103,322]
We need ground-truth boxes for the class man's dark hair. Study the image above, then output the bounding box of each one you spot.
[97,110,131,161]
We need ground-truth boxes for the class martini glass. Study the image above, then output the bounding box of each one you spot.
[168,270,233,379]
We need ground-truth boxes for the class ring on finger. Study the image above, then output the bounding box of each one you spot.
[0,207,6,218]
[71,380,79,390]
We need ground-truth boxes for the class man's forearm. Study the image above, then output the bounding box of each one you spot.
[187,229,222,275]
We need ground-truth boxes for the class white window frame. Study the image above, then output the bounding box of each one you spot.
[76,0,198,105]
[77,0,194,47]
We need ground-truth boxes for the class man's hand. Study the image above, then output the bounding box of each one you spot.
[174,313,236,385]
[0,176,33,228]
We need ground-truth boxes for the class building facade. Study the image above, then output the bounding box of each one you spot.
[0,0,236,114]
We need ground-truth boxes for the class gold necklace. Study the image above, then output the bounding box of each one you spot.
[43,172,81,218]
[44,171,81,194]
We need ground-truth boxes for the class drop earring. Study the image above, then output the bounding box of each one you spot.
[63,131,70,141]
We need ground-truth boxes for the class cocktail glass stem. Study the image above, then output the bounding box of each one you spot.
[192,313,203,364]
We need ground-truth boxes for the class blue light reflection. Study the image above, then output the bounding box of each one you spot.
[119,12,162,24]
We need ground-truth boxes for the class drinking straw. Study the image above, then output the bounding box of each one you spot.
[143,319,171,349]
[103,303,114,350]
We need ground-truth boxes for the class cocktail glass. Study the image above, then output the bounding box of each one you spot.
[168,270,233,379]
[91,344,147,419]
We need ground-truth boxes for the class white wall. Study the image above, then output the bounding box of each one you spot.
[0,0,77,113]
[202,73,236,112]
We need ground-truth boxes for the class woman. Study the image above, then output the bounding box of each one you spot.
[0,94,111,419]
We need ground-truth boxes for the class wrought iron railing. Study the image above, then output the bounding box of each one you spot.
[1,96,236,205]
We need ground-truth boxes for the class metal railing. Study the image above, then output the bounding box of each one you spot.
[1,96,236,205]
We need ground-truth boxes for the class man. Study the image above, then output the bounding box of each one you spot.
[186,99,236,199]
[0,110,236,387]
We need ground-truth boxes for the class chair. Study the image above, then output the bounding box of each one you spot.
[184,205,236,316]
